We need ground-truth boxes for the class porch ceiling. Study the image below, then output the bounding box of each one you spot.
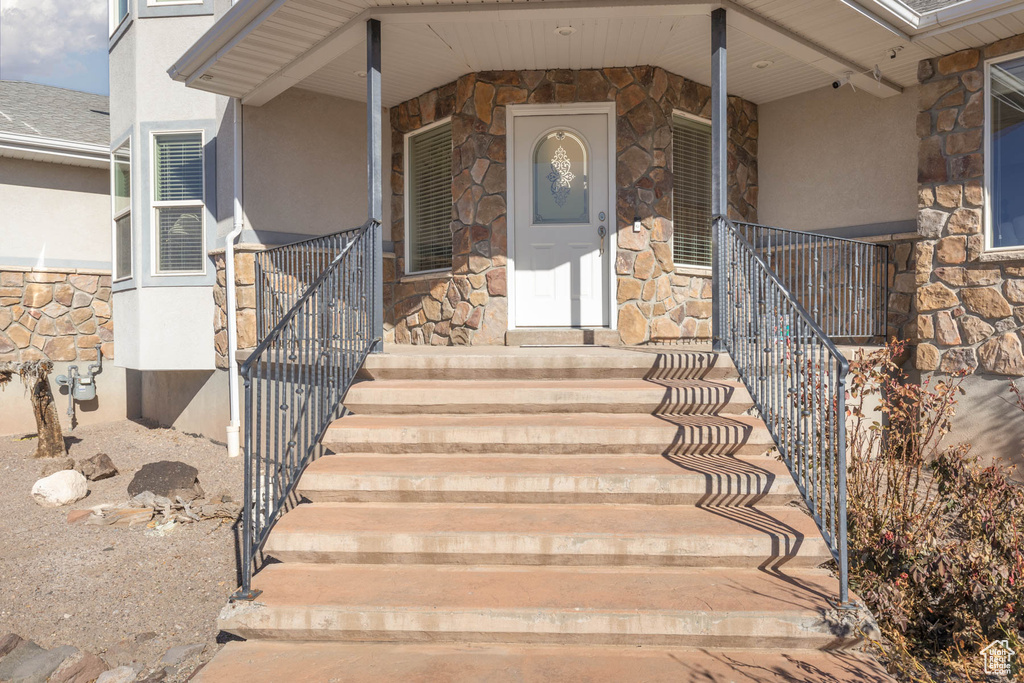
[169,0,1024,108]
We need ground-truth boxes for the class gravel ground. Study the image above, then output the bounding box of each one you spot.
[0,419,243,680]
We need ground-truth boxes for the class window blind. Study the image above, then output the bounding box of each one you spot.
[155,134,203,202]
[157,207,204,273]
[154,133,204,273]
[408,122,453,273]
[672,116,713,267]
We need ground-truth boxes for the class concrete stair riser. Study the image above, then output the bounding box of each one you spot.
[298,454,801,506]
[323,414,775,456]
[263,503,832,568]
[195,642,897,683]
[218,565,861,650]
[343,379,754,415]
[359,350,737,382]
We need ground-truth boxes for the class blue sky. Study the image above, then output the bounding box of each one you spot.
[0,0,109,95]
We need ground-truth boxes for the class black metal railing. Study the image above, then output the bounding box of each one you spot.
[715,216,855,607]
[234,219,380,600]
[730,221,888,340]
[254,231,361,339]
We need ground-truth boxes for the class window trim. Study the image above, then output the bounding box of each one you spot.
[149,129,207,277]
[109,0,129,35]
[403,116,454,276]
[984,48,1024,255]
[670,109,713,272]
[111,139,133,282]
[146,0,203,7]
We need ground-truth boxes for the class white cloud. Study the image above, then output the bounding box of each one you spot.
[0,0,107,82]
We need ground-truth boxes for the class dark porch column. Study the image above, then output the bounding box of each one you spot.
[367,18,383,351]
[710,7,726,353]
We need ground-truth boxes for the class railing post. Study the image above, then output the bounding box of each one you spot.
[710,8,727,353]
[366,18,384,353]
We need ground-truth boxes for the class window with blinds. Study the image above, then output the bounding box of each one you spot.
[153,133,205,274]
[672,115,713,268]
[112,140,132,280]
[407,121,453,273]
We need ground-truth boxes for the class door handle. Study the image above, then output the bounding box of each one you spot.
[598,225,606,257]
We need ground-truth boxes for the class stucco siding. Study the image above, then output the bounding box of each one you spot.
[242,88,392,242]
[758,85,919,234]
[0,157,110,269]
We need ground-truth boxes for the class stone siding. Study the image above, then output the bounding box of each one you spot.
[386,66,757,346]
[0,269,113,363]
[212,248,258,369]
[914,34,1024,376]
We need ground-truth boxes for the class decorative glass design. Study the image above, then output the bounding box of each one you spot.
[533,130,588,224]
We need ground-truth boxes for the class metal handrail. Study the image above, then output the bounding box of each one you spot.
[730,220,889,339]
[715,215,853,607]
[233,219,381,601]
[254,224,368,340]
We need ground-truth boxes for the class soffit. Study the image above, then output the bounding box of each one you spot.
[174,0,1016,107]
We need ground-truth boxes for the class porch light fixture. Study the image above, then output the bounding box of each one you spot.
[752,60,773,70]
[554,26,576,37]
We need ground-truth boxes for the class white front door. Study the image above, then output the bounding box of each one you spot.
[513,112,610,327]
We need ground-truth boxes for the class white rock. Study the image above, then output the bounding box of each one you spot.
[31,470,88,507]
[96,665,140,683]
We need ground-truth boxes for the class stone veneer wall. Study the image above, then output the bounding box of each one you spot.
[212,248,258,369]
[386,67,758,346]
[0,269,113,363]
[914,34,1024,376]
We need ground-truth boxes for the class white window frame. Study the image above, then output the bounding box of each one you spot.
[403,116,454,276]
[111,139,133,282]
[671,109,714,272]
[146,0,203,7]
[984,48,1024,257]
[109,0,129,34]
[150,130,206,277]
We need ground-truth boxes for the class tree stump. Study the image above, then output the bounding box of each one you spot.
[0,361,66,458]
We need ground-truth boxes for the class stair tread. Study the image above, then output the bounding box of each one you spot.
[238,563,843,613]
[270,502,827,545]
[348,377,748,390]
[328,412,769,431]
[196,642,895,683]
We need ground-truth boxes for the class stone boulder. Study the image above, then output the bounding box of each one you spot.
[127,461,203,501]
[31,470,88,508]
[50,651,109,683]
[75,453,118,481]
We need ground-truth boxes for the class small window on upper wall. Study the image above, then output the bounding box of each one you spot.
[672,114,713,268]
[153,132,205,274]
[112,141,132,280]
[110,0,129,32]
[405,120,453,274]
[987,53,1024,251]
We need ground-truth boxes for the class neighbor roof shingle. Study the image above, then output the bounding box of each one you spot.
[0,81,109,146]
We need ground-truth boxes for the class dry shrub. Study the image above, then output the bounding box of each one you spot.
[846,340,1024,682]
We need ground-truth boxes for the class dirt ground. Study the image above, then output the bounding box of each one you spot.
[0,419,243,680]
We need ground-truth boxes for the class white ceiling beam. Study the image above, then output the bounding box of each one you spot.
[724,1,903,97]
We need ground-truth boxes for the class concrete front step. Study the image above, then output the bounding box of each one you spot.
[360,346,736,381]
[299,452,801,505]
[219,563,864,649]
[344,378,754,415]
[195,642,896,682]
[323,413,774,455]
[264,502,832,568]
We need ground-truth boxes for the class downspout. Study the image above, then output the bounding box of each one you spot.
[225,96,243,458]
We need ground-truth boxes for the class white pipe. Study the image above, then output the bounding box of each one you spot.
[225,97,244,458]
